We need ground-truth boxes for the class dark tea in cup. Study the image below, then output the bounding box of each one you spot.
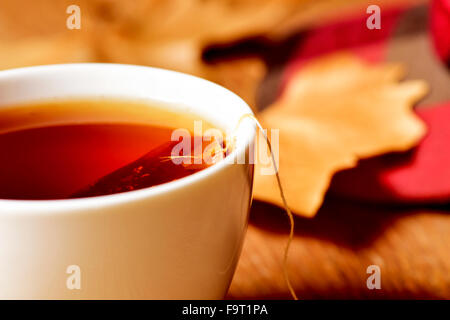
[0,99,227,200]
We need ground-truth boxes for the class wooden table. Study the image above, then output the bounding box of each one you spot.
[228,198,450,299]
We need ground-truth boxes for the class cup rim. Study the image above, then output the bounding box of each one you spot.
[0,63,256,215]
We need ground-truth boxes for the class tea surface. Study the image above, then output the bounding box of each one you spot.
[0,99,224,200]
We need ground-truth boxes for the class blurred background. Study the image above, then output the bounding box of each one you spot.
[1,0,449,299]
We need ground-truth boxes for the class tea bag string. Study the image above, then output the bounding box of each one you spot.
[233,114,299,301]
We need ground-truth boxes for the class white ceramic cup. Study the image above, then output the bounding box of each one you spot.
[0,64,255,299]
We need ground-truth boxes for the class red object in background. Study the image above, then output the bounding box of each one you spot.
[330,103,450,204]
[430,0,450,65]
[282,8,404,86]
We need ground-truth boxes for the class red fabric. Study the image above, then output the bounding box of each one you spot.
[330,103,450,204]
[430,0,450,63]
[282,7,404,88]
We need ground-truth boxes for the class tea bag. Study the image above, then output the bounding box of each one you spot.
[71,138,224,198]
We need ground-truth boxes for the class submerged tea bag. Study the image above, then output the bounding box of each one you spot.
[72,137,226,198]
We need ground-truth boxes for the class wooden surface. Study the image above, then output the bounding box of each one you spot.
[228,198,450,299]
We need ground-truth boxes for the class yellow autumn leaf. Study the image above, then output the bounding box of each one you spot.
[254,54,428,217]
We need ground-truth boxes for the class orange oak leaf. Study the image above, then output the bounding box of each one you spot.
[0,0,407,109]
[253,54,428,217]
[0,0,274,109]
[95,32,267,110]
[0,36,98,70]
